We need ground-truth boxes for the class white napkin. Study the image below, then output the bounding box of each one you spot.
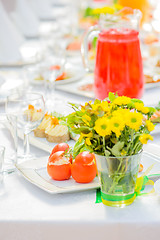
[28,0,54,20]
[0,2,23,63]
[10,0,39,38]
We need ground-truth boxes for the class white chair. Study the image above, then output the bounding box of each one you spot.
[0,1,23,63]
[10,0,40,38]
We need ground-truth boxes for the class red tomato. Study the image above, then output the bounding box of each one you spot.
[47,151,71,181]
[50,143,70,155]
[49,143,72,164]
[75,151,95,164]
[71,151,97,183]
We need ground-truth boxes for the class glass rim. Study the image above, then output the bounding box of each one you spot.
[95,149,143,159]
[6,92,44,103]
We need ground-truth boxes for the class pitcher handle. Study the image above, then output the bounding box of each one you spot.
[81,25,100,73]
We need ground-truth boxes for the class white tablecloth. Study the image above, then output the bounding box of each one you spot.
[0,82,159,240]
[0,19,160,240]
[1,167,160,240]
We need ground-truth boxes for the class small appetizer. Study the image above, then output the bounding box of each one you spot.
[24,105,43,122]
[47,151,71,181]
[71,151,97,183]
[45,124,70,143]
[34,113,59,138]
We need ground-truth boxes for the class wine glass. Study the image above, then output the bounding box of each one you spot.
[5,92,45,161]
[42,52,66,112]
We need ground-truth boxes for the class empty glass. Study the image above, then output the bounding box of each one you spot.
[5,92,45,161]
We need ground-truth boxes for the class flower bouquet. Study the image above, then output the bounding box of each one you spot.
[66,93,155,206]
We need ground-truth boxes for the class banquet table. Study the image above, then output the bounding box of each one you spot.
[1,13,160,240]
[0,69,160,240]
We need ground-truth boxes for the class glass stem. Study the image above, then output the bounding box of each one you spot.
[45,79,56,101]
[23,133,30,157]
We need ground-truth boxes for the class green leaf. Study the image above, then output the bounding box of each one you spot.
[131,98,143,104]
[73,139,85,158]
[111,141,124,157]
[94,99,101,105]
[148,107,156,113]
[68,102,80,110]
[105,150,110,157]
[108,92,116,102]
[84,7,92,17]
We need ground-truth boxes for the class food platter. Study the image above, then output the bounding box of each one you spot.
[15,149,160,194]
[18,130,76,153]
[30,63,85,86]
[16,157,100,194]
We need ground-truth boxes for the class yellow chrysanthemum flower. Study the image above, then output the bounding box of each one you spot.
[110,116,125,137]
[85,138,92,146]
[113,96,131,106]
[146,120,155,132]
[121,149,127,156]
[126,111,143,131]
[112,108,130,118]
[134,102,149,114]
[141,107,149,114]
[94,117,111,137]
[91,103,101,111]
[101,101,109,112]
[139,134,153,144]
[92,6,114,15]
[79,132,93,143]
[134,102,144,111]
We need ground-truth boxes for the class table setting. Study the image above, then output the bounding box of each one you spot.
[1,0,160,239]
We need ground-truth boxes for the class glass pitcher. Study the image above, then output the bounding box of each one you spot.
[81,8,144,100]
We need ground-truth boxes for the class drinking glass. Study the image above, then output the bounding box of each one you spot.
[42,53,66,112]
[5,92,45,161]
[0,114,17,172]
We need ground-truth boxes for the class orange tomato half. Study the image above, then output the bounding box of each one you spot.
[47,151,71,181]
[71,151,97,183]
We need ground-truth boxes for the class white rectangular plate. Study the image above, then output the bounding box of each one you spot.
[16,157,100,194]
[15,150,160,194]
[18,130,76,153]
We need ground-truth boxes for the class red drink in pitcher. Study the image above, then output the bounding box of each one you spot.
[94,28,144,99]
[81,9,144,99]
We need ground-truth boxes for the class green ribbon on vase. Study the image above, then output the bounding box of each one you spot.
[95,175,155,205]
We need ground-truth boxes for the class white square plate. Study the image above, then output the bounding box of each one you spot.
[15,150,160,194]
